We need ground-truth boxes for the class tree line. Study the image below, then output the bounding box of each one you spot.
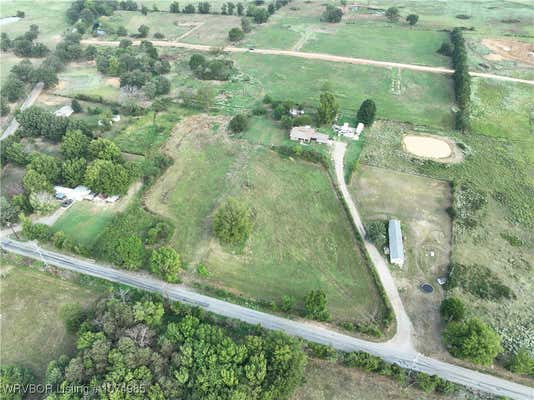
[450,28,471,131]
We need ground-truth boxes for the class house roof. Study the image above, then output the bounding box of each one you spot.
[388,219,404,262]
[290,126,330,143]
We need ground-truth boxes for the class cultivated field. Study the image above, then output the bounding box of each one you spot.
[145,115,386,322]
[0,264,99,381]
[350,165,452,355]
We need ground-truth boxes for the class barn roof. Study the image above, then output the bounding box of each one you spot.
[388,219,404,264]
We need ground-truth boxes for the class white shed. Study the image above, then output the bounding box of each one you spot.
[388,219,405,267]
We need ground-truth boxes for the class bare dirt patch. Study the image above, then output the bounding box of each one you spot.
[482,38,534,66]
[105,77,120,88]
[402,133,463,163]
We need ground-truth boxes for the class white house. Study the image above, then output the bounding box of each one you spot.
[356,122,364,135]
[388,219,405,267]
[290,126,331,144]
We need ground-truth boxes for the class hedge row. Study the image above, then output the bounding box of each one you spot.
[451,28,471,131]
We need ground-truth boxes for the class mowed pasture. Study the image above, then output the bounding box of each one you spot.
[53,64,121,102]
[145,115,386,321]
[0,265,99,381]
[301,23,451,67]
[350,165,452,354]
[232,53,455,128]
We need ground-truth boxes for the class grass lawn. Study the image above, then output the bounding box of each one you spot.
[53,64,121,102]
[145,115,386,322]
[112,107,185,155]
[231,52,455,129]
[358,120,534,355]
[0,264,99,381]
[301,22,451,67]
[52,202,117,249]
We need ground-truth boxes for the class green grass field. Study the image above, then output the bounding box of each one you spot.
[470,78,534,164]
[52,202,117,249]
[145,115,385,322]
[112,107,186,155]
[231,52,455,128]
[0,264,99,381]
[53,65,121,102]
[301,23,450,67]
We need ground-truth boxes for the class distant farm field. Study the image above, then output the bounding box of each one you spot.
[145,115,386,322]
[0,265,99,381]
[301,23,451,67]
[232,53,455,128]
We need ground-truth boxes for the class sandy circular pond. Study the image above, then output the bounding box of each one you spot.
[403,135,452,159]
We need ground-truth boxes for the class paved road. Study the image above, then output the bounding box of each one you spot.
[332,141,414,353]
[81,39,534,86]
[1,82,44,141]
[1,239,533,400]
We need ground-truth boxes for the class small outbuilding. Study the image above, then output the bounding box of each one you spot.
[388,219,405,267]
[54,105,74,118]
[290,126,330,145]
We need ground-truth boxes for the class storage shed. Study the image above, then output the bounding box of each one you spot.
[388,219,405,267]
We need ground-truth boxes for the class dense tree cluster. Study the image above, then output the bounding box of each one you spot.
[66,0,118,26]
[150,247,182,282]
[188,54,236,81]
[444,318,503,366]
[96,40,171,97]
[1,25,49,58]
[44,295,306,400]
[321,5,343,23]
[450,28,471,131]
[0,365,34,400]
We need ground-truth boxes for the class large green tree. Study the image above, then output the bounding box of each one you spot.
[28,153,61,183]
[62,158,87,187]
[88,138,121,162]
[150,247,182,282]
[357,99,377,126]
[317,92,339,125]
[62,129,90,159]
[84,159,130,195]
[444,318,503,365]
[213,198,254,245]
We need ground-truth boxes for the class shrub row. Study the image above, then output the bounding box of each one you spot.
[450,28,471,131]
[271,144,329,168]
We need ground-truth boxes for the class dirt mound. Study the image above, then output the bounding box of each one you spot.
[482,39,534,66]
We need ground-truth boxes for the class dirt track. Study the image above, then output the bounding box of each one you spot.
[82,39,534,86]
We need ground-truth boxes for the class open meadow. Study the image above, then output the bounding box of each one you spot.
[0,263,100,381]
[145,115,386,323]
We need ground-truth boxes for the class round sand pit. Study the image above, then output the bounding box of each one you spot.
[403,135,452,159]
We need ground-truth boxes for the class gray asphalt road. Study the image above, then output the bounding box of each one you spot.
[2,239,532,400]
[1,82,44,141]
